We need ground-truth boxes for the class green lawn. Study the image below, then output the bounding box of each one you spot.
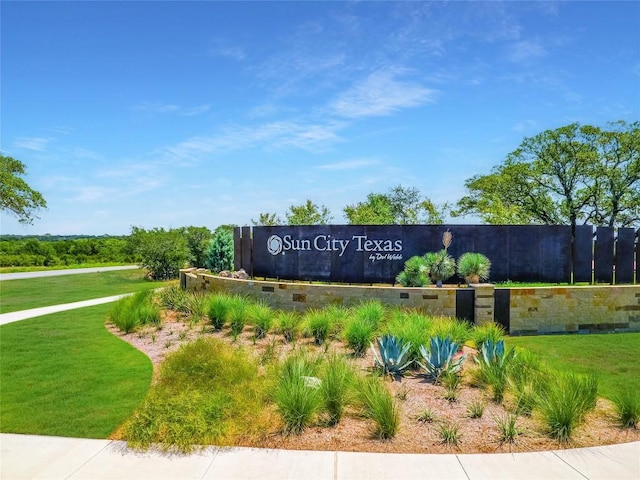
[0,304,152,438]
[0,269,170,313]
[506,332,640,400]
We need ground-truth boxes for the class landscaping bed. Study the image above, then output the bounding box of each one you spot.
[107,288,639,454]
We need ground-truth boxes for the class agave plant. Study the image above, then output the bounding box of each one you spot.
[370,334,413,376]
[418,336,466,380]
[476,339,516,368]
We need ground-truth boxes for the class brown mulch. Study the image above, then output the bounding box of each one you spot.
[106,311,639,454]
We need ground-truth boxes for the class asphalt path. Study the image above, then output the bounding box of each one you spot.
[0,265,139,281]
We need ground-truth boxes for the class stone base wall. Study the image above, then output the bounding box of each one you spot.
[181,269,640,335]
[181,269,456,316]
[508,286,640,335]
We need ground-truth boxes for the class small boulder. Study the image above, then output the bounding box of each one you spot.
[232,269,249,280]
[218,270,232,277]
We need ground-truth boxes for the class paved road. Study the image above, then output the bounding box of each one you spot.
[0,265,139,281]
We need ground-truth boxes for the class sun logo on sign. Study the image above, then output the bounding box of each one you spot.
[267,235,284,255]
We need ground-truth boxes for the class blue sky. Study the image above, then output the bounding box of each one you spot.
[2,1,639,235]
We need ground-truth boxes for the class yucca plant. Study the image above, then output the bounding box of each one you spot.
[457,252,491,284]
[418,336,466,381]
[370,334,413,377]
[424,250,455,286]
[395,255,429,287]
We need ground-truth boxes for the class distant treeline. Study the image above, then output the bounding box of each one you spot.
[0,236,135,267]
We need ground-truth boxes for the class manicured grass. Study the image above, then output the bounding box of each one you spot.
[506,332,640,400]
[0,304,152,438]
[0,269,170,313]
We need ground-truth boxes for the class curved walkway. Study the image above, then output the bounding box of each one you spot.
[0,265,138,281]
[1,434,638,480]
[1,293,638,479]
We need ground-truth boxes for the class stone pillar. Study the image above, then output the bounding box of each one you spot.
[472,283,495,325]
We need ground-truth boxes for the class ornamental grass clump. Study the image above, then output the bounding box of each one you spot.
[612,389,640,428]
[429,316,471,346]
[384,309,431,366]
[536,371,598,442]
[207,294,232,330]
[303,309,332,345]
[357,376,400,439]
[274,353,322,434]
[123,338,270,452]
[246,301,274,340]
[320,354,356,425]
[109,290,161,333]
[471,321,505,351]
[344,317,376,356]
[473,339,516,403]
[277,311,301,343]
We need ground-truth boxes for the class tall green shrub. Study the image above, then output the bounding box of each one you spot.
[204,228,234,273]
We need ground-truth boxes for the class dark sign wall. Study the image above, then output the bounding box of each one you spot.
[247,225,573,284]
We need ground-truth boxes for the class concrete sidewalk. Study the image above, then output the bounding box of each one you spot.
[0,266,139,281]
[0,294,133,326]
[1,434,638,480]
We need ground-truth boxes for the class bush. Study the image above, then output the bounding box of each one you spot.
[204,227,233,273]
[124,338,269,451]
[471,321,505,351]
[429,316,471,347]
[128,227,191,280]
[207,294,232,330]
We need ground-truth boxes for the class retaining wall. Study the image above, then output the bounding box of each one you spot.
[180,269,640,335]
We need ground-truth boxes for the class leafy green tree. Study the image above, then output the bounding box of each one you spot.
[180,226,212,267]
[0,154,47,224]
[345,185,447,225]
[128,227,191,280]
[286,199,332,225]
[453,121,640,229]
[204,227,234,272]
[251,212,283,226]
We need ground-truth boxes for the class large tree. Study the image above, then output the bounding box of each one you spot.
[452,121,640,229]
[0,154,47,224]
[344,185,447,225]
[285,199,332,225]
[251,212,282,226]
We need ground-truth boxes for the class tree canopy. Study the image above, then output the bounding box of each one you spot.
[452,121,640,229]
[0,154,47,224]
[285,199,332,225]
[344,185,447,225]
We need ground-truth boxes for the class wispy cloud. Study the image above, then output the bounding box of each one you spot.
[12,136,54,151]
[507,40,547,64]
[160,119,344,161]
[330,68,438,118]
[315,158,380,170]
[132,101,210,116]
